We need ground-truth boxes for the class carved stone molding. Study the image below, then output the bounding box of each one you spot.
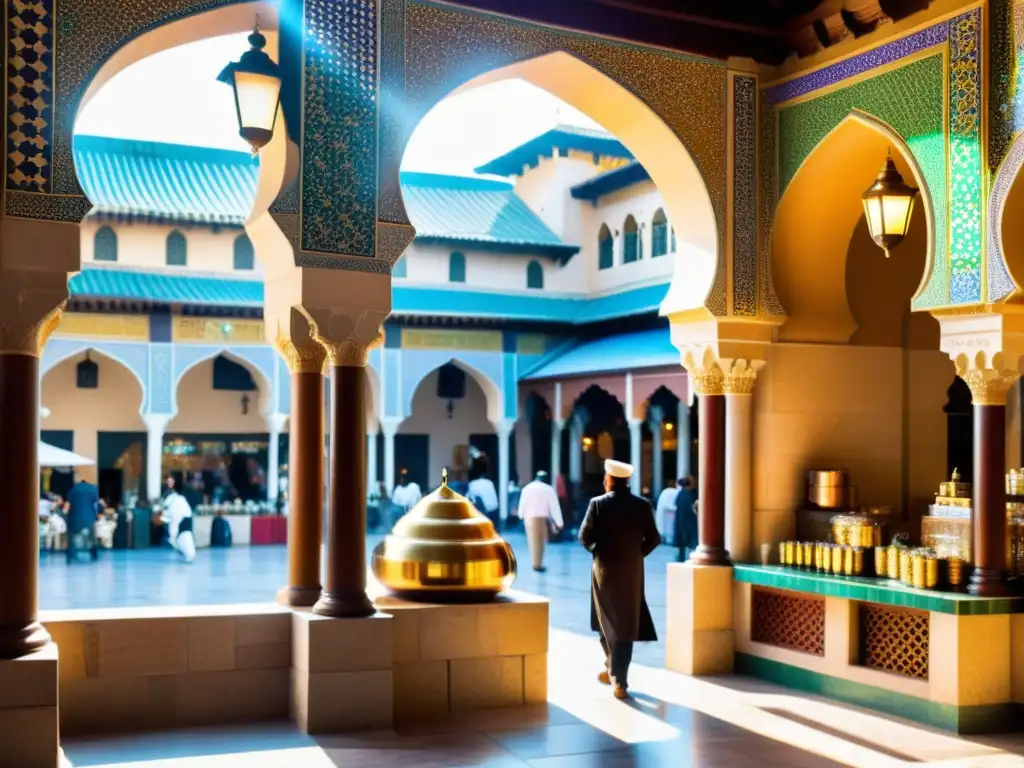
[376,221,415,269]
[274,331,327,375]
[303,308,388,368]
[0,304,65,357]
[721,358,766,395]
[957,361,1019,406]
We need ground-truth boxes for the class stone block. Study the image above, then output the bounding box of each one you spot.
[379,604,422,663]
[174,668,289,727]
[235,613,290,648]
[0,705,58,768]
[392,660,448,720]
[291,612,392,674]
[187,617,236,672]
[96,618,188,678]
[492,599,549,657]
[524,653,547,704]
[236,641,290,670]
[60,675,177,736]
[45,622,85,682]
[666,563,735,676]
[931,613,1011,707]
[449,656,524,711]
[0,643,58,710]
[417,605,499,661]
[292,668,392,734]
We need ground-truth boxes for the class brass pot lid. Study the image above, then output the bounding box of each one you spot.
[372,469,517,597]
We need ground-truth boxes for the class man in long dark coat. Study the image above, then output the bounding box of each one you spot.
[579,459,661,699]
[65,472,99,564]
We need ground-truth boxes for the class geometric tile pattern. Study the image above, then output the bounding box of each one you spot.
[751,587,825,656]
[301,0,378,258]
[378,0,408,226]
[404,1,728,314]
[858,603,929,680]
[988,136,1024,302]
[6,0,54,192]
[732,74,757,316]
[757,92,784,315]
[948,9,983,304]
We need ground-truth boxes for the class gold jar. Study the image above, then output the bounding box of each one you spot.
[887,546,899,579]
[899,549,912,585]
[831,545,844,575]
[852,547,864,576]
[778,541,786,565]
[947,557,966,588]
[911,552,927,588]
[802,542,814,568]
[794,542,804,567]
[874,546,887,577]
[783,541,795,566]
[814,542,824,571]
[841,546,854,576]
[924,555,939,589]
[821,544,832,574]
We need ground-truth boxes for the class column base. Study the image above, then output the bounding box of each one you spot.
[0,642,59,767]
[666,563,734,676]
[968,568,1011,597]
[0,622,51,661]
[312,591,375,619]
[277,585,323,608]
[688,545,731,568]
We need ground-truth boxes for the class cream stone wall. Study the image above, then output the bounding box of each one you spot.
[80,218,264,278]
[510,152,596,245]
[401,242,579,294]
[41,352,147,484]
[166,358,270,434]
[399,369,495,483]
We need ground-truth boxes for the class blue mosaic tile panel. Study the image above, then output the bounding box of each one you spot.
[7,0,54,192]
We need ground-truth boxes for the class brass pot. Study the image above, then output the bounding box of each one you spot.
[808,470,846,508]
[947,557,966,588]
[371,470,517,599]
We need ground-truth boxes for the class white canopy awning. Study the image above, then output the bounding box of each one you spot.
[39,441,95,469]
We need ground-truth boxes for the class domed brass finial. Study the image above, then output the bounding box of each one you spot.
[441,468,448,487]
[952,467,960,482]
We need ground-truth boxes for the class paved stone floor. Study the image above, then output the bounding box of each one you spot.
[39,531,679,666]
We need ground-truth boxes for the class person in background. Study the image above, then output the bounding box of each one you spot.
[579,459,660,700]
[656,478,684,545]
[673,475,699,562]
[391,470,423,526]
[556,472,571,541]
[518,471,563,572]
[65,472,100,563]
[165,487,196,563]
[467,469,500,528]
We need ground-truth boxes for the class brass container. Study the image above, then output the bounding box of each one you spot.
[832,545,845,575]
[802,542,814,568]
[947,557,966,588]
[874,546,887,577]
[887,546,900,579]
[911,552,929,589]
[832,515,881,548]
[808,470,847,509]
[899,549,912,585]
[783,541,795,566]
[814,542,825,571]
[924,556,939,589]
[371,470,517,599]
[852,547,864,576]
[794,542,804,567]
[842,546,855,576]
[778,541,786,565]
[821,544,832,574]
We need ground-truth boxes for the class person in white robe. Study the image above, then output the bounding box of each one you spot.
[165,490,196,563]
[655,479,684,545]
[518,471,563,572]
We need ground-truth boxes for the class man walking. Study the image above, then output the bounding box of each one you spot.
[65,472,100,564]
[518,470,563,572]
[579,459,660,700]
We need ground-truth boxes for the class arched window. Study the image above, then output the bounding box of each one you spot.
[671,227,677,253]
[166,230,187,266]
[526,260,544,290]
[94,226,118,262]
[598,224,613,270]
[623,216,640,263]
[233,234,255,270]
[651,209,668,257]
[393,255,407,278]
[449,251,466,283]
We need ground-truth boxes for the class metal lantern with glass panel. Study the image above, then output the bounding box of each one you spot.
[218,17,282,154]
[861,151,918,258]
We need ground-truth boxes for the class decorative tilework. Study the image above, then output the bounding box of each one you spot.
[732,74,756,317]
[301,0,378,258]
[987,0,1024,179]
[773,55,947,310]
[149,343,173,414]
[948,10,983,305]
[764,23,948,104]
[5,189,90,221]
[404,1,727,314]
[751,587,825,656]
[378,0,409,226]
[858,603,929,680]
[987,134,1024,301]
[757,93,784,315]
[7,0,54,193]
[270,180,298,216]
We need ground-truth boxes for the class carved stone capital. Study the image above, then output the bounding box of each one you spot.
[683,350,765,398]
[957,363,1019,406]
[302,308,387,368]
[0,303,65,356]
[721,358,766,396]
[689,365,725,397]
[274,332,326,375]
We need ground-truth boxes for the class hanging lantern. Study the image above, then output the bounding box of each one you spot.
[861,151,918,258]
[218,16,282,154]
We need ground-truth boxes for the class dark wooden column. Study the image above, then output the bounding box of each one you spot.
[277,346,326,607]
[314,362,374,618]
[969,399,1010,596]
[0,353,51,658]
[690,368,730,567]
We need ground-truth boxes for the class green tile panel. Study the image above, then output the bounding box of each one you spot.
[733,565,1023,615]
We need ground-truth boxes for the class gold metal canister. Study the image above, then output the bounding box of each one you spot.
[842,546,855,576]
[899,549,912,584]
[794,542,804,567]
[783,541,795,566]
[821,544,832,573]
[947,557,965,588]
[852,547,864,576]
[924,556,939,589]
[911,552,927,589]
[874,546,887,577]
[831,545,844,575]
[814,542,824,571]
[802,542,814,569]
[887,546,899,579]
[778,541,786,565]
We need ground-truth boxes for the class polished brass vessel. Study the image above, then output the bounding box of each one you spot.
[371,470,517,600]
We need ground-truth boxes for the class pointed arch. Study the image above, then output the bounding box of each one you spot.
[526,260,544,290]
[166,229,187,266]
[41,346,148,414]
[171,348,273,418]
[651,208,668,257]
[94,226,118,262]
[598,224,614,270]
[404,357,502,425]
[233,234,255,270]
[623,215,640,263]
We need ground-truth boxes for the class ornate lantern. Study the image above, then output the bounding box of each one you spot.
[218,17,282,154]
[861,151,918,258]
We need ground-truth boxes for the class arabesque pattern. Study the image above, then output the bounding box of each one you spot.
[751,587,825,656]
[6,0,53,193]
[858,604,929,680]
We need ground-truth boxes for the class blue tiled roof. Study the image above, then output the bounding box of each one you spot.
[522,328,679,379]
[68,267,669,324]
[570,161,651,202]
[475,125,632,177]
[400,172,578,259]
[74,135,259,227]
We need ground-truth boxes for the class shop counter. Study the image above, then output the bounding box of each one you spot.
[733,564,1024,734]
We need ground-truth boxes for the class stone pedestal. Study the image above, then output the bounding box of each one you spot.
[665,563,734,676]
[0,643,59,767]
[290,612,393,734]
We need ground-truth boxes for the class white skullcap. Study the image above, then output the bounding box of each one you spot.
[604,459,634,479]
